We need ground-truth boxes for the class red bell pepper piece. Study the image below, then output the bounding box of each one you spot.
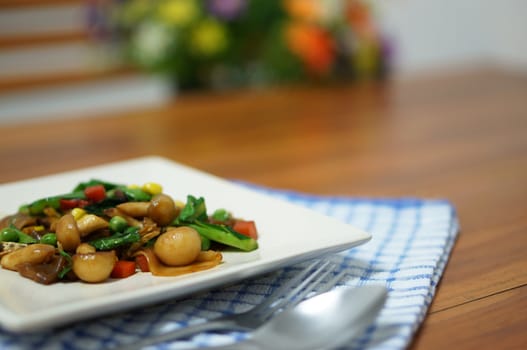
[111,260,137,278]
[135,255,150,272]
[59,198,89,211]
[84,185,106,203]
[232,220,258,240]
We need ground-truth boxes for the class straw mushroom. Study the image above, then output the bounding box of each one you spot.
[153,227,201,266]
[55,214,81,251]
[117,194,177,226]
[148,194,177,226]
[72,250,117,283]
[76,243,96,254]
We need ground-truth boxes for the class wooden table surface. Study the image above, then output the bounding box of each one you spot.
[1,68,526,349]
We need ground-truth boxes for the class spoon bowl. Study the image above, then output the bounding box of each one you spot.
[216,285,388,350]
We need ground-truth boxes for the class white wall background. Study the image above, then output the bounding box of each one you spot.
[372,0,527,74]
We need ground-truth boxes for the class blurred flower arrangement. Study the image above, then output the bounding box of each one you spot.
[90,0,390,91]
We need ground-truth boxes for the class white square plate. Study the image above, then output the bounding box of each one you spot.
[0,156,370,332]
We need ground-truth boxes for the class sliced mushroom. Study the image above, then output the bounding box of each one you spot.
[76,214,108,237]
[0,244,55,271]
[125,218,161,258]
[0,213,37,230]
[0,242,28,258]
[17,254,67,285]
[116,202,150,217]
[72,250,117,283]
[55,214,81,252]
[134,248,222,277]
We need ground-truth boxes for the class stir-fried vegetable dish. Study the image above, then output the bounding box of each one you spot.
[0,179,258,284]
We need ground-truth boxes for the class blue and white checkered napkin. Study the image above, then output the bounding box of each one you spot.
[0,188,459,350]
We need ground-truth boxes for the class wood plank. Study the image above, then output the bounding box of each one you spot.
[0,66,135,93]
[0,0,80,8]
[411,286,527,349]
[0,31,90,49]
[430,214,527,311]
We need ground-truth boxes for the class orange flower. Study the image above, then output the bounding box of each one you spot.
[285,22,335,75]
[284,0,321,22]
[346,0,376,40]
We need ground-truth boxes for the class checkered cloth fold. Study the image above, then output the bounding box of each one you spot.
[0,187,459,350]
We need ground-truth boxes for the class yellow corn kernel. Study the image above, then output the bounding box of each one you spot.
[142,182,163,195]
[127,184,140,189]
[33,225,45,232]
[71,208,86,221]
[174,200,185,208]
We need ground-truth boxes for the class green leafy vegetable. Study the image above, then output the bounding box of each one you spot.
[187,221,258,252]
[120,187,151,202]
[73,179,122,192]
[73,179,151,204]
[83,198,126,216]
[174,195,258,252]
[88,227,141,250]
[24,191,85,215]
[212,208,231,222]
[200,235,211,250]
[57,249,73,279]
[177,195,208,222]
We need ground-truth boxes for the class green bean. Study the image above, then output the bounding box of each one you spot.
[17,230,38,244]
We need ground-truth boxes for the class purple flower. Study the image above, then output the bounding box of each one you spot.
[207,0,247,20]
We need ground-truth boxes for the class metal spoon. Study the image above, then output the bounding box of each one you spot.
[186,285,387,350]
